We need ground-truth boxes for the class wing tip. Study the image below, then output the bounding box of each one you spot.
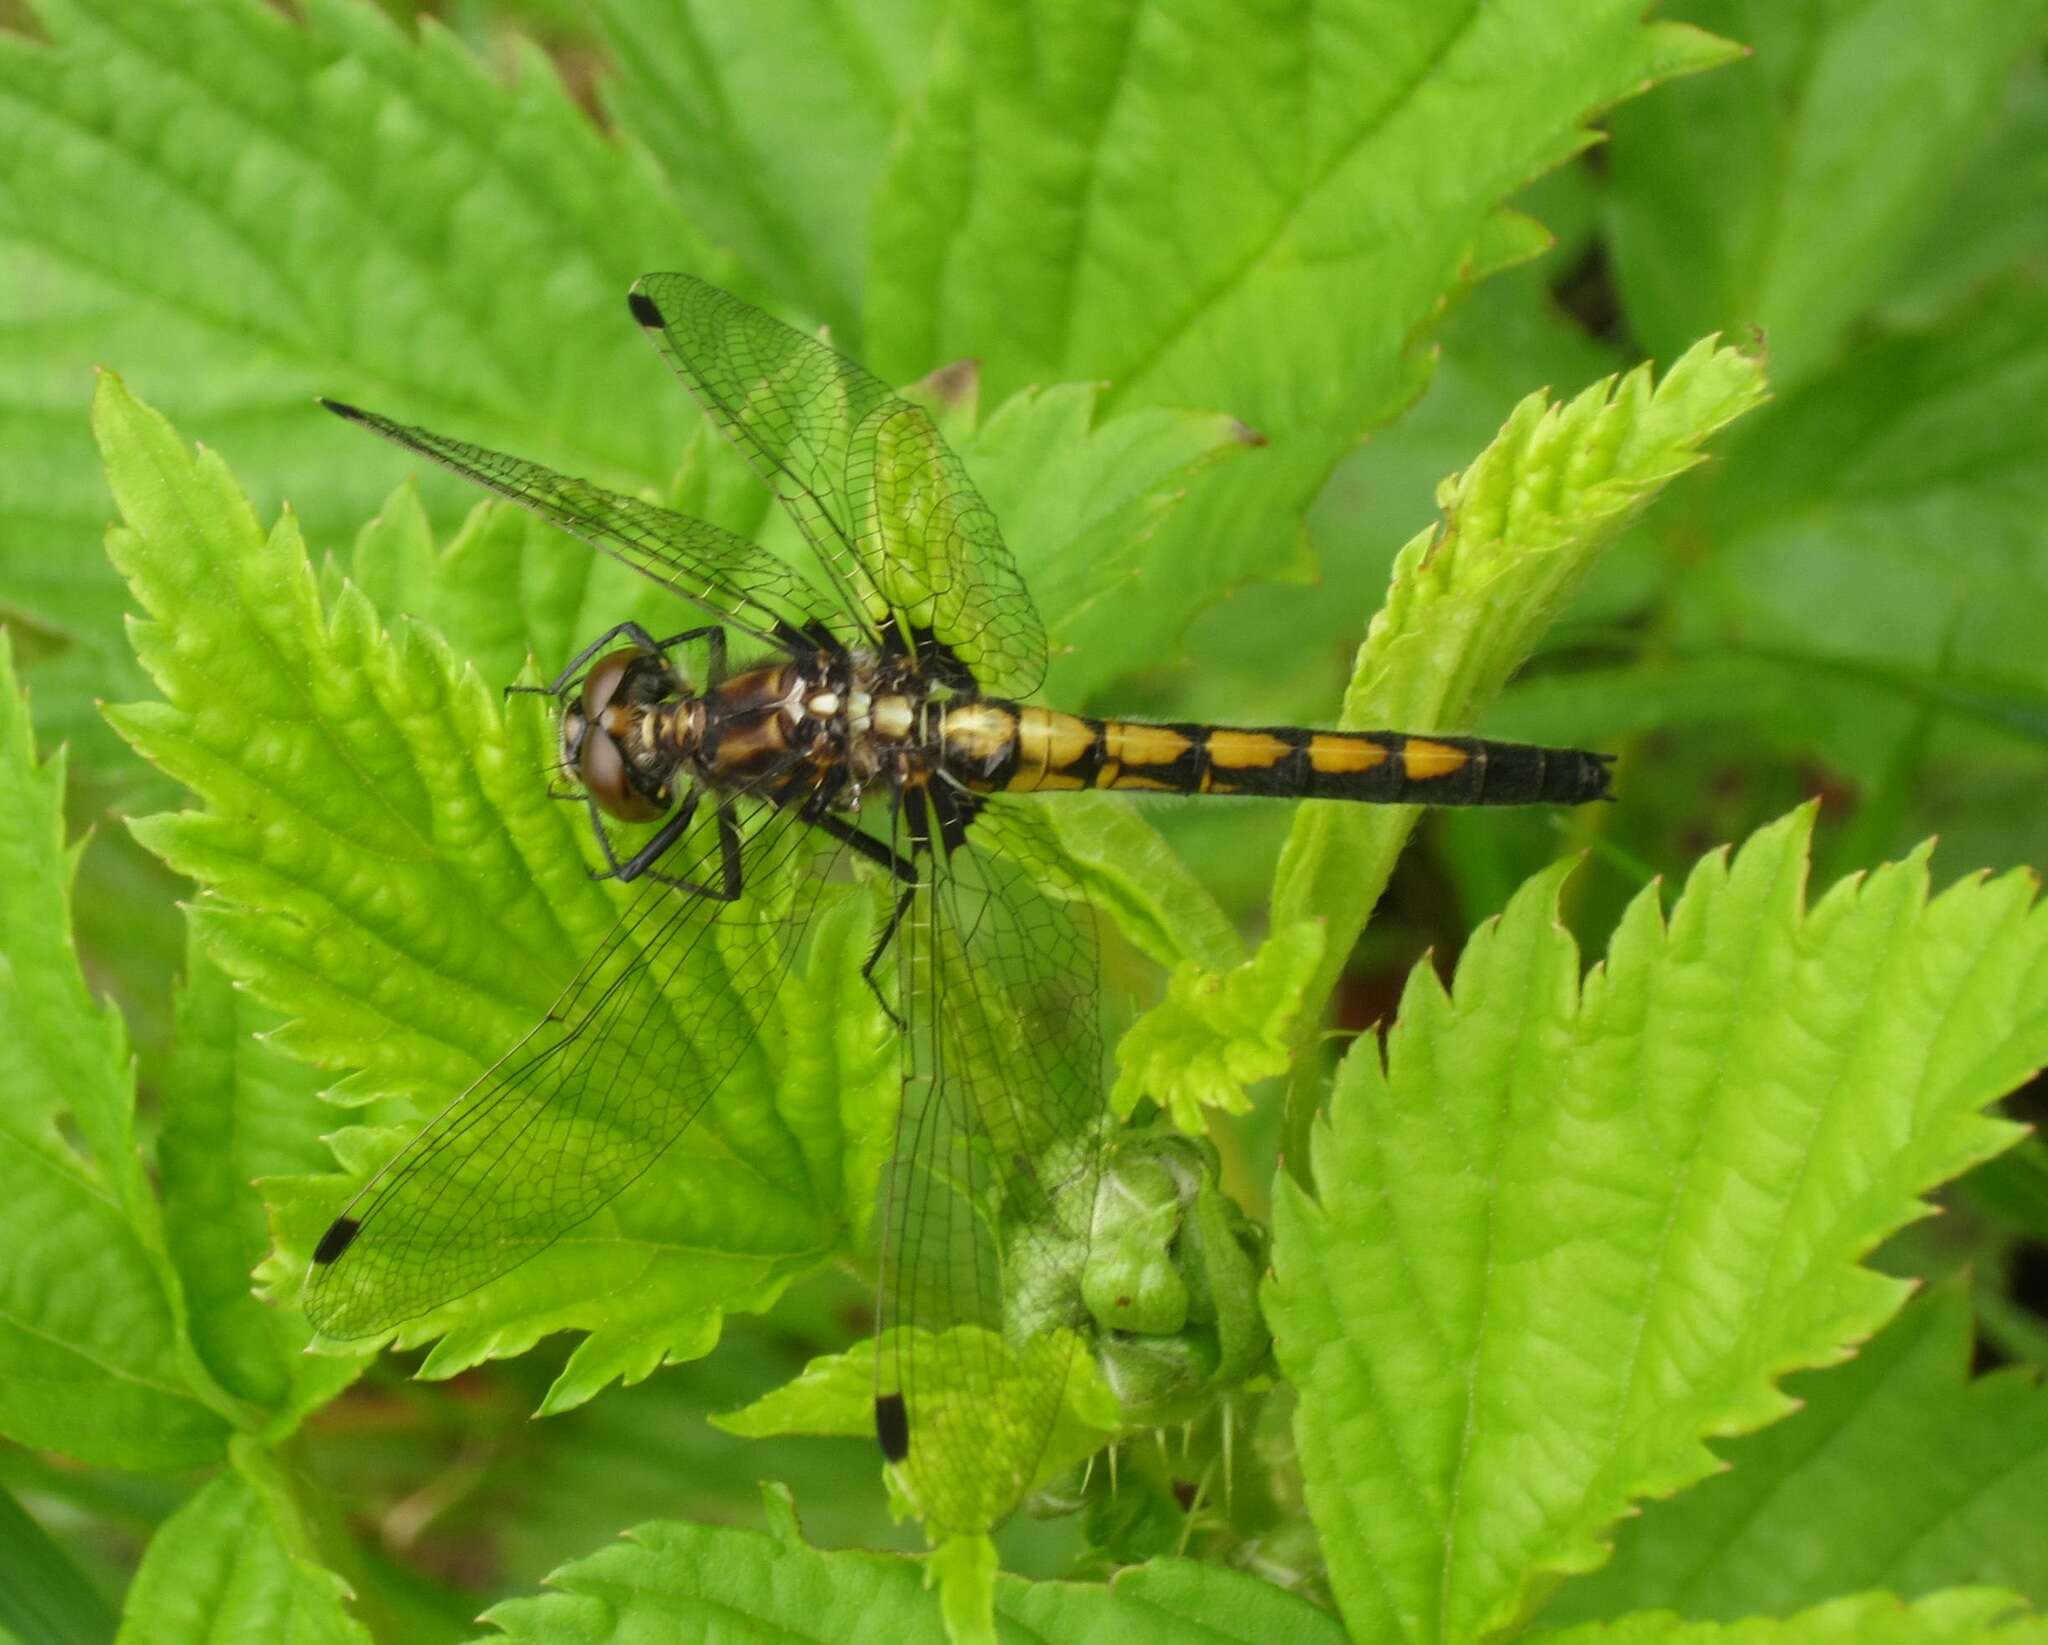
[312,1215,361,1265]
[874,1393,909,1462]
[627,289,664,329]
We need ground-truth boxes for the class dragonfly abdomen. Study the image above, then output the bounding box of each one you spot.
[941,702,1611,806]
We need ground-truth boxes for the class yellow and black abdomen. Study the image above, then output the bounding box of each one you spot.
[938,702,1611,806]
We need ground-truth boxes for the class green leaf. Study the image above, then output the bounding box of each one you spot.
[1604,0,2048,389]
[594,0,937,343]
[1962,1134,2048,1246]
[1882,57,2048,326]
[473,1516,1347,1645]
[1111,920,1324,1129]
[1272,337,1769,1030]
[715,1328,1119,1526]
[92,375,851,1396]
[1542,1288,2048,1626]
[1670,286,2048,780]
[929,1532,997,1645]
[947,381,1266,705]
[1266,809,2048,1644]
[1531,1591,2048,1645]
[0,0,718,788]
[340,483,677,701]
[160,932,366,1421]
[1031,795,1243,977]
[0,625,228,1470]
[0,1481,115,1645]
[114,1442,369,1645]
[867,1,1740,684]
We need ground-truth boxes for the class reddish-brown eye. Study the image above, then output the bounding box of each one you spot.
[580,649,642,719]
[577,725,663,822]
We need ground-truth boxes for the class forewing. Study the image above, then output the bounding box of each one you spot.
[321,400,852,654]
[305,797,832,1339]
[875,798,1106,1533]
[630,273,1050,697]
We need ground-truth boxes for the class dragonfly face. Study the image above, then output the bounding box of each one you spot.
[311,275,1614,1539]
[560,645,696,823]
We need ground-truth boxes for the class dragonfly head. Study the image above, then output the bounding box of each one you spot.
[559,646,695,822]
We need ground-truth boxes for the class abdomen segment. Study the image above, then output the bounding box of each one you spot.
[941,703,1612,806]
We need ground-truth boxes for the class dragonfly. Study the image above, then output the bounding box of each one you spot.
[307,273,1613,1535]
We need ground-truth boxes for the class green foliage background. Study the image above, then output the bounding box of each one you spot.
[1,2,2045,1643]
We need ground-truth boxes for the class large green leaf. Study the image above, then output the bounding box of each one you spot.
[1604,0,2048,389]
[1531,1591,2048,1645]
[1266,808,2048,1644]
[866,0,1740,689]
[1542,1287,2048,1626]
[594,0,937,343]
[114,1442,369,1645]
[471,1494,1348,1645]
[1669,286,2048,780]
[0,0,718,785]
[0,627,227,1470]
[92,376,867,1405]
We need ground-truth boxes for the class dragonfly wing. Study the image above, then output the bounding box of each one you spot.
[305,795,834,1340]
[875,797,1106,1533]
[630,273,1051,698]
[320,400,854,655]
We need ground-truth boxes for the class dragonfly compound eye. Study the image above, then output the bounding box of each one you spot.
[577,724,664,822]
[580,647,645,717]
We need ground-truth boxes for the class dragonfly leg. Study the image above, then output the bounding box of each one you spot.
[511,621,670,699]
[513,621,725,700]
[587,791,744,898]
[803,808,920,1024]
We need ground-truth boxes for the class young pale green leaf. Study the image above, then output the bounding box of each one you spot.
[115,1441,369,1645]
[160,932,366,1423]
[930,1532,998,1645]
[472,1515,1348,1645]
[0,0,720,792]
[714,1329,1118,1490]
[1543,1288,2048,1627]
[868,0,1739,684]
[1605,0,2048,389]
[1266,808,2048,1645]
[594,0,936,344]
[93,376,866,1401]
[1273,337,1768,1024]
[1111,920,1324,1130]
[0,628,228,1471]
[1529,1591,2048,1645]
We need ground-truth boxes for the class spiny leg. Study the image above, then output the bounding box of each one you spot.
[585,790,743,898]
[508,621,730,700]
[804,807,921,1022]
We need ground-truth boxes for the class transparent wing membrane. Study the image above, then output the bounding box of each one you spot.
[320,400,851,654]
[305,795,838,1339]
[876,798,1105,1532]
[630,274,1051,697]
